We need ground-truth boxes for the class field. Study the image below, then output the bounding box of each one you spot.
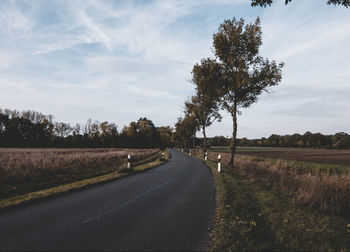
[191,150,350,250]
[0,148,159,199]
[210,146,350,166]
[203,158,350,251]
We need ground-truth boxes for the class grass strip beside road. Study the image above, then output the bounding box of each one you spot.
[200,158,350,251]
[0,150,170,210]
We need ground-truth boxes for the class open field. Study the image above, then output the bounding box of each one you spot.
[201,158,350,251]
[188,151,350,250]
[210,146,350,166]
[0,148,159,199]
[197,149,350,216]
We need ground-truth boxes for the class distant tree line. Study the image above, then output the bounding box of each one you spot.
[202,132,350,149]
[237,132,350,149]
[0,108,174,148]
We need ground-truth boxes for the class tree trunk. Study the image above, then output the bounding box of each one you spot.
[229,108,237,167]
[202,125,207,159]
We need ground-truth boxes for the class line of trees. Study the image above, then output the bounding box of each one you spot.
[176,17,284,167]
[186,132,350,149]
[174,1,348,165]
[238,132,350,149]
[0,108,174,148]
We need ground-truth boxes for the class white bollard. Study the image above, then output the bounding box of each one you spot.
[218,154,221,173]
[205,152,208,161]
[127,154,131,169]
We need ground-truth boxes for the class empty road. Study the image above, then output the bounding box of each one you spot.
[0,150,215,251]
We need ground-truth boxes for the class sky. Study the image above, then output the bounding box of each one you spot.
[0,0,349,138]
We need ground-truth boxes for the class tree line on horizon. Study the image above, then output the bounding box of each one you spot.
[207,132,350,149]
[0,108,173,148]
[1,108,349,150]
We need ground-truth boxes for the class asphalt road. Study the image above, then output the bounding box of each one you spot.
[0,150,216,251]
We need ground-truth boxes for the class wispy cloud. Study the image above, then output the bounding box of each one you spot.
[0,0,349,137]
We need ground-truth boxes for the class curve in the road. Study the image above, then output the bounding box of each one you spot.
[0,149,216,251]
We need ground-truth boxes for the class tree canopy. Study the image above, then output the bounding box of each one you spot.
[186,58,222,157]
[174,115,198,149]
[213,17,284,166]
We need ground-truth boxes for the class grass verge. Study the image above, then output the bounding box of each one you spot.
[0,150,170,210]
[242,154,350,175]
[201,159,350,251]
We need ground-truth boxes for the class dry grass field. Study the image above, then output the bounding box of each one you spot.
[198,149,350,215]
[193,149,350,250]
[210,146,350,166]
[0,148,159,199]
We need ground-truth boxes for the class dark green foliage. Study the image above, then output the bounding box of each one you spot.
[0,108,174,148]
[237,131,350,149]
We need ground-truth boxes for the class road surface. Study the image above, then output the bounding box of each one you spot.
[0,149,215,251]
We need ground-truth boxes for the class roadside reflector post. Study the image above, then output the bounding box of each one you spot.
[205,152,208,161]
[218,155,221,173]
[127,154,131,169]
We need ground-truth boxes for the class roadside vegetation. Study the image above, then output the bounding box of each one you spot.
[175,13,350,249]
[210,145,350,166]
[194,154,350,251]
[200,149,350,215]
[0,148,159,199]
[0,149,170,209]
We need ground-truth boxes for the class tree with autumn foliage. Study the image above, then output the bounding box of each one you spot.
[213,17,284,167]
[186,58,222,158]
[174,115,198,149]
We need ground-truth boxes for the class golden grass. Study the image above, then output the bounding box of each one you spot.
[197,150,350,215]
[0,148,159,199]
[0,149,170,209]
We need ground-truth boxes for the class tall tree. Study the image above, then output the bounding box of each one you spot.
[174,115,197,149]
[186,58,222,157]
[213,17,284,167]
[251,0,349,7]
[157,126,174,148]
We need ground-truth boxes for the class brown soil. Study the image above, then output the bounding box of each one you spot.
[236,149,350,166]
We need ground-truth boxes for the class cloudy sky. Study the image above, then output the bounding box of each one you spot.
[0,0,349,138]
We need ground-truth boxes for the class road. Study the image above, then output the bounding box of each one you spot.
[0,150,215,251]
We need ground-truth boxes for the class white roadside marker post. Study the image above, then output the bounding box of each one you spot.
[218,155,221,173]
[205,152,208,161]
[127,154,131,169]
